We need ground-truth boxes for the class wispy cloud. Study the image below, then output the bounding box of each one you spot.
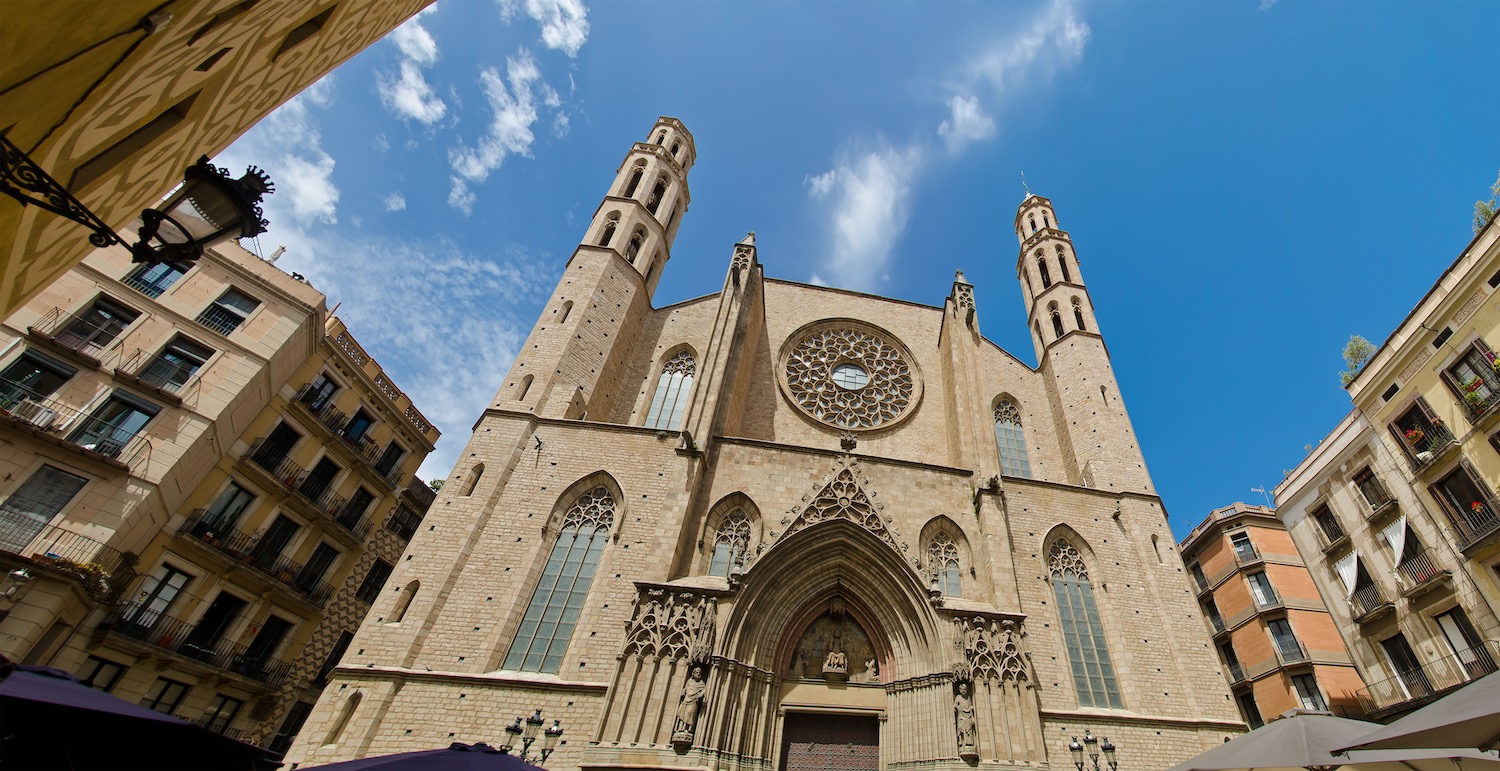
[222,75,341,225]
[499,0,590,57]
[805,0,1089,291]
[376,9,447,124]
[448,49,544,214]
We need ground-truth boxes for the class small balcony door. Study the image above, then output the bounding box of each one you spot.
[182,592,247,657]
[250,515,300,567]
[124,564,193,631]
[1380,633,1433,699]
[253,422,302,468]
[1435,608,1493,679]
[304,373,339,412]
[301,458,340,502]
[240,615,293,676]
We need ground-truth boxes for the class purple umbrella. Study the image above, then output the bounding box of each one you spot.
[0,665,275,769]
[299,742,544,770]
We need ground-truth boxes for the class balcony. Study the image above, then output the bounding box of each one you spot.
[97,602,293,687]
[1233,544,1264,568]
[1459,385,1500,425]
[178,510,333,606]
[1354,640,1499,717]
[1401,424,1459,474]
[194,716,250,742]
[111,350,198,407]
[1207,612,1227,635]
[243,439,371,541]
[1316,519,1350,555]
[1395,548,1451,598]
[0,520,133,603]
[25,307,116,366]
[1273,639,1309,666]
[1349,583,1395,625]
[292,384,407,489]
[0,379,150,472]
[195,305,243,336]
[1363,495,1399,522]
[1226,662,1246,683]
[1450,500,1500,555]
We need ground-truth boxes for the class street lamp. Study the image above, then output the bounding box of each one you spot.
[499,709,563,764]
[0,137,274,264]
[1067,730,1119,771]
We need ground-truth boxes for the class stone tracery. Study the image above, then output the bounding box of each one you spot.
[781,323,917,430]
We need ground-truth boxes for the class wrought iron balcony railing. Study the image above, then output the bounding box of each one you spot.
[1401,424,1459,473]
[121,349,200,394]
[98,602,293,687]
[1450,499,1500,553]
[178,510,333,605]
[1354,640,1499,715]
[1395,548,1450,593]
[0,519,132,602]
[194,305,244,336]
[0,378,151,471]
[1233,544,1263,567]
[26,307,123,361]
[1226,662,1246,682]
[1350,583,1394,622]
[245,439,305,487]
[1273,639,1308,665]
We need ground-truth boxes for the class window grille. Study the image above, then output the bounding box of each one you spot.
[928,531,962,596]
[1048,538,1122,708]
[645,352,695,430]
[504,487,615,673]
[709,508,750,577]
[993,401,1032,478]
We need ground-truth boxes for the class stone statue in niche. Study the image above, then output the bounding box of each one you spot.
[671,664,708,748]
[954,678,978,760]
[788,601,878,681]
[861,657,879,683]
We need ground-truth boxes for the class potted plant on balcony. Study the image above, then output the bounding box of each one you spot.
[1404,426,1426,445]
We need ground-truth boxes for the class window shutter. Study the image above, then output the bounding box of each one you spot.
[1415,395,1440,424]
[1473,337,1495,359]
[1389,422,1417,461]
[1439,366,1467,402]
[1428,482,1463,528]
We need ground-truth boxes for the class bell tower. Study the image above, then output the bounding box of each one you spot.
[496,117,696,421]
[1014,194,1152,494]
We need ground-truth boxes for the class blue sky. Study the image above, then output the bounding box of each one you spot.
[220,0,1499,539]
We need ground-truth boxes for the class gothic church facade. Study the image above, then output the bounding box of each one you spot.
[287,118,1242,770]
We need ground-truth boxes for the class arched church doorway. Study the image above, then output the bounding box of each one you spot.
[774,592,889,771]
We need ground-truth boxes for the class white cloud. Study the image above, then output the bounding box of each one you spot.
[500,0,590,57]
[384,192,407,212]
[376,10,447,124]
[552,111,570,138]
[806,170,837,198]
[447,50,548,213]
[806,0,1090,291]
[390,16,439,65]
[937,95,996,151]
[218,78,342,226]
[378,60,448,124]
[807,145,919,292]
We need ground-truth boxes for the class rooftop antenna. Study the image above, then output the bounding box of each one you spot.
[1020,170,1031,198]
[1250,486,1272,507]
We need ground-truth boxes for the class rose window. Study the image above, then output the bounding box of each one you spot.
[780,322,920,430]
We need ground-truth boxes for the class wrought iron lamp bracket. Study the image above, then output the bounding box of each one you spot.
[1,133,126,250]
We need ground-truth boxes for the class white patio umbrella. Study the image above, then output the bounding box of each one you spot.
[1338,670,1500,754]
[1165,710,1500,771]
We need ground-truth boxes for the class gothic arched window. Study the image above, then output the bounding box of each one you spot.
[928,531,962,596]
[389,580,418,623]
[655,131,666,145]
[993,400,1032,478]
[599,213,619,247]
[504,487,616,673]
[1057,246,1072,283]
[647,177,668,215]
[709,508,750,577]
[461,463,484,496]
[1050,304,1065,339]
[1029,216,1037,234]
[1072,296,1087,332]
[626,227,646,263]
[1048,538,1122,708]
[645,351,695,429]
[1043,213,1052,229]
[624,166,644,198]
[1037,255,1052,288]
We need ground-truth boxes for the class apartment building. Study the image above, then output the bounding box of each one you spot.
[0,239,438,751]
[1179,503,1367,727]
[1275,216,1500,720]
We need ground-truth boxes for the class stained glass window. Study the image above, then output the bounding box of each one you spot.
[928,531,961,596]
[1049,538,1122,708]
[709,508,750,577]
[645,352,695,430]
[994,401,1032,478]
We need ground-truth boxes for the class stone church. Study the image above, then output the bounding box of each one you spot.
[286,117,1243,770]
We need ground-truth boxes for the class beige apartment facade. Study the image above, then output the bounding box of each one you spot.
[1178,503,1367,727]
[287,118,1244,771]
[0,0,433,318]
[0,239,439,753]
[1275,216,1500,720]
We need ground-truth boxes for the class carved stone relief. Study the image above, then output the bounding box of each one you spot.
[788,597,880,683]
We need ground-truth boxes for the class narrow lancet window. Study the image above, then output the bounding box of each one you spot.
[1038,256,1052,288]
[644,351,695,430]
[709,508,750,577]
[1049,539,1123,708]
[993,400,1032,478]
[1072,297,1087,332]
[928,531,962,596]
[504,487,616,672]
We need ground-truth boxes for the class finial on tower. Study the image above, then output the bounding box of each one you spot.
[739,231,756,246]
[1020,171,1032,199]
